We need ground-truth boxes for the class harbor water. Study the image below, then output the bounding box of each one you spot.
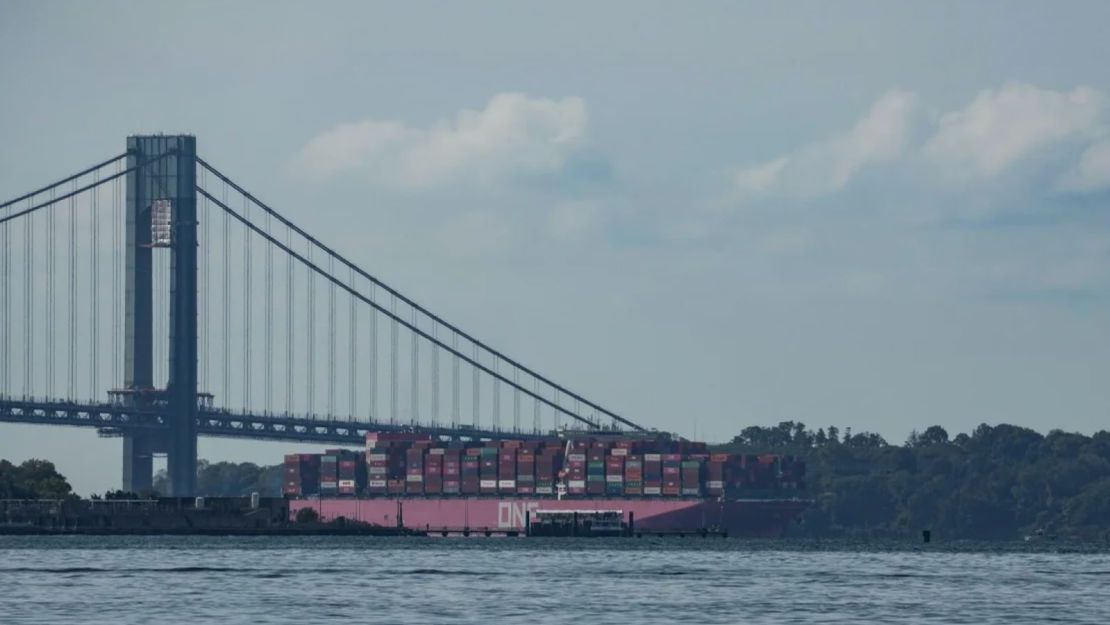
[1,536,1107,624]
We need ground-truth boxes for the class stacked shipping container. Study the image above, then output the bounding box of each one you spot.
[284,434,805,500]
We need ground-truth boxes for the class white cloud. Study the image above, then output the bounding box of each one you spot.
[734,83,1110,209]
[293,93,589,189]
[734,157,788,195]
[1057,140,1110,193]
[735,90,917,200]
[923,83,1104,178]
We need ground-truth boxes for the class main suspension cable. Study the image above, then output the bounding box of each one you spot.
[197,158,639,430]
[1,152,172,228]
[198,186,604,429]
[0,152,128,212]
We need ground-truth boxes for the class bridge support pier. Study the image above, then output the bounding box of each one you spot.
[123,135,198,497]
[122,433,155,494]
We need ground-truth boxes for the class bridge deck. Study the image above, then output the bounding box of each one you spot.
[0,397,568,445]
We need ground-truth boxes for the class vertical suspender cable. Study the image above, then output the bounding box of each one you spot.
[264,209,273,413]
[306,244,315,413]
[113,160,121,389]
[513,368,520,432]
[68,183,76,398]
[200,168,209,393]
[325,254,336,418]
[451,332,459,428]
[348,266,356,420]
[410,308,418,424]
[368,283,377,421]
[0,191,8,397]
[222,182,231,407]
[471,343,479,428]
[554,389,561,431]
[492,356,500,431]
[390,293,398,424]
[91,173,100,399]
[24,195,33,398]
[46,188,55,397]
[284,224,294,413]
[431,324,439,426]
[243,195,252,411]
[533,377,540,434]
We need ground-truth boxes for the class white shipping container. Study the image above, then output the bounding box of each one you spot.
[367,453,388,461]
[535,487,554,495]
[368,466,387,475]
[707,480,724,489]
[605,475,623,483]
[338,479,355,488]
[429,448,446,455]
[644,486,662,495]
[644,453,662,462]
[611,448,628,456]
[567,453,586,462]
[568,480,586,489]
[480,479,497,488]
[406,474,423,482]
[369,479,387,488]
[498,480,516,488]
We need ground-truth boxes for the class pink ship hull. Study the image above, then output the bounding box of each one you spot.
[290,497,808,537]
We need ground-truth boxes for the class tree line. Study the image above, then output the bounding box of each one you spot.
[718,421,1110,539]
[6,420,1109,540]
[0,459,74,499]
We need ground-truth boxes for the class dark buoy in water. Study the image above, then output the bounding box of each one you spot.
[922,529,931,543]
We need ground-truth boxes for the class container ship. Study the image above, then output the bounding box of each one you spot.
[285,433,809,537]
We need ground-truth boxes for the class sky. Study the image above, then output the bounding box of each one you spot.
[1,1,1109,495]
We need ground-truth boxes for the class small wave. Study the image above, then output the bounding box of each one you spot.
[387,568,494,576]
[1,566,260,574]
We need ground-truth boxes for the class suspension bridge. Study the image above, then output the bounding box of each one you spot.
[0,135,648,496]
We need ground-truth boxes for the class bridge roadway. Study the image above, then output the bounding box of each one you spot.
[0,397,557,446]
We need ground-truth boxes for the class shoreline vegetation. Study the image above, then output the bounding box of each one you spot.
[718,422,1110,540]
[3,422,1109,540]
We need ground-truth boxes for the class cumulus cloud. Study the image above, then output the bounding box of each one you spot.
[293,93,590,189]
[1056,140,1110,193]
[734,83,1110,208]
[923,83,1104,178]
[735,90,917,200]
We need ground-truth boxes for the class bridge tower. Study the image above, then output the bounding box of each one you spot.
[121,135,198,496]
